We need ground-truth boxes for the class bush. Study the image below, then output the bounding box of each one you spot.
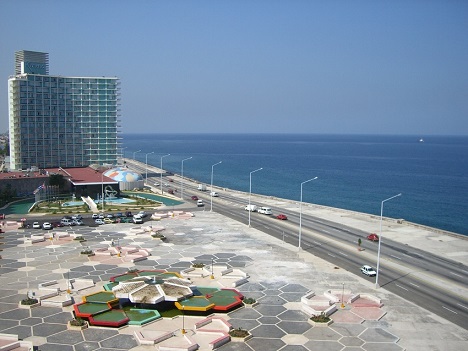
[80,248,93,255]
[69,317,86,326]
[311,313,330,323]
[229,328,249,338]
[21,297,38,305]
[192,262,205,268]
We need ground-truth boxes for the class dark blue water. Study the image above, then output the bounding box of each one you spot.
[123,134,468,235]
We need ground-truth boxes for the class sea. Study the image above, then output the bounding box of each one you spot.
[122,134,468,236]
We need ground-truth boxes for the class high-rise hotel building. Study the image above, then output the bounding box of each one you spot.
[8,50,121,170]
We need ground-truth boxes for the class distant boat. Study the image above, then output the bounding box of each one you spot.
[419,138,424,143]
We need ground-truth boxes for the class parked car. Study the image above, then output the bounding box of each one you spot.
[133,215,143,224]
[360,265,377,277]
[0,213,5,220]
[95,218,105,225]
[138,211,148,218]
[104,218,115,224]
[42,222,53,230]
[114,212,123,218]
[71,214,83,220]
[197,200,204,207]
[191,195,199,201]
[51,221,63,228]
[367,233,379,242]
[98,213,105,219]
[276,214,288,220]
[106,213,114,219]
[125,211,133,217]
[120,217,132,223]
[61,218,75,226]
[32,222,41,229]
[92,213,99,219]
[73,219,84,226]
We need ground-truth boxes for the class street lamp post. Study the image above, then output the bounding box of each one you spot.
[133,149,141,160]
[181,157,192,200]
[248,168,263,227]
[145,151,155,183]
[160,154,170,194]
[299,177,318,249]
[101,170,105,212]
[120,147,127,160]
[210,161,222,212]
[375,193,402,289]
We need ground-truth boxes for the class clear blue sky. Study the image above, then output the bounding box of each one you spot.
[1,0,467,135]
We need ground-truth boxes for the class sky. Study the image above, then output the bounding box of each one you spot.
[1,0,467,135]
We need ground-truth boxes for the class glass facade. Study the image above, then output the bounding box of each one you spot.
[8,73,121,170]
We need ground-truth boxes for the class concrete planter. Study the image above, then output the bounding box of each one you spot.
[244,301,259,308]
[18,301,40,309]
[308,318,334,327]
[230,332,252,342]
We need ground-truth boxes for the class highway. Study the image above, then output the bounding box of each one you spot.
[128,160,468,329]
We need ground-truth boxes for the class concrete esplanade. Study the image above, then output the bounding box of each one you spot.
[0,159,466,351]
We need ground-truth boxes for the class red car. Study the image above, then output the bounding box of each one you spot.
[276,214,288,220]
[367,233,379,242]
[191,196,199,201]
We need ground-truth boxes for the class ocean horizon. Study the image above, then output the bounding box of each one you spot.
[122,133,468,236]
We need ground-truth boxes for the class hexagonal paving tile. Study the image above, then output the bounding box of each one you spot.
[304,327,342,341]
[339,336,364,346]
[82,327,119,342]
[360,328,400,343]
[229,307,263,319]
[280,284,309,293]
[278,321,312,334]
[99,334,138,349]
[227,318,261,331]
[33,323,67,337]
[279,345,310,351]
[247,337,286,351]
[251,324,287,338]
[255,304,287,316]
[47,330,84,344]
[363,342,405,351]
[304,340,343,351]
[331,323,367,337]
[258,316,280,324]
[278,309,309,322]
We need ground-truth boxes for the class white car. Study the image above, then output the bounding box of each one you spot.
[42,222,52,230]
[32,222,41,229]
[258,207,272,215]
[72,214,83,220]
[360,265,377,277]
[210,191,219,197]
[133,215,143,224]
[95,218,105,225]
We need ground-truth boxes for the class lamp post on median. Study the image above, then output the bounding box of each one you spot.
[210,161,222,212]
[133,149,141,160]
[248,168,263,227]
[160,154,170,194]
[120,147,127,161]
[181,157,192,200]
[145,151,154,183]
[299,177,318,249]
[375,193,402,289]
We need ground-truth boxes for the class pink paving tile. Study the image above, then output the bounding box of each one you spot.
[350,297,382,308]
[351,307,387,320]
[330,309,364,324]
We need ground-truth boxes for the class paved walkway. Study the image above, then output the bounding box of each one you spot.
[1,209,467,350]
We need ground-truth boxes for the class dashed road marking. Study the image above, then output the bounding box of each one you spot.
[449,272,462,278]
[328,253,336,257]
[339,252,348,257]
[395,284,408,291]
[442,306,457,314]
[390,255,401,260]
[409,282,420,288]
[457,303,468,310]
